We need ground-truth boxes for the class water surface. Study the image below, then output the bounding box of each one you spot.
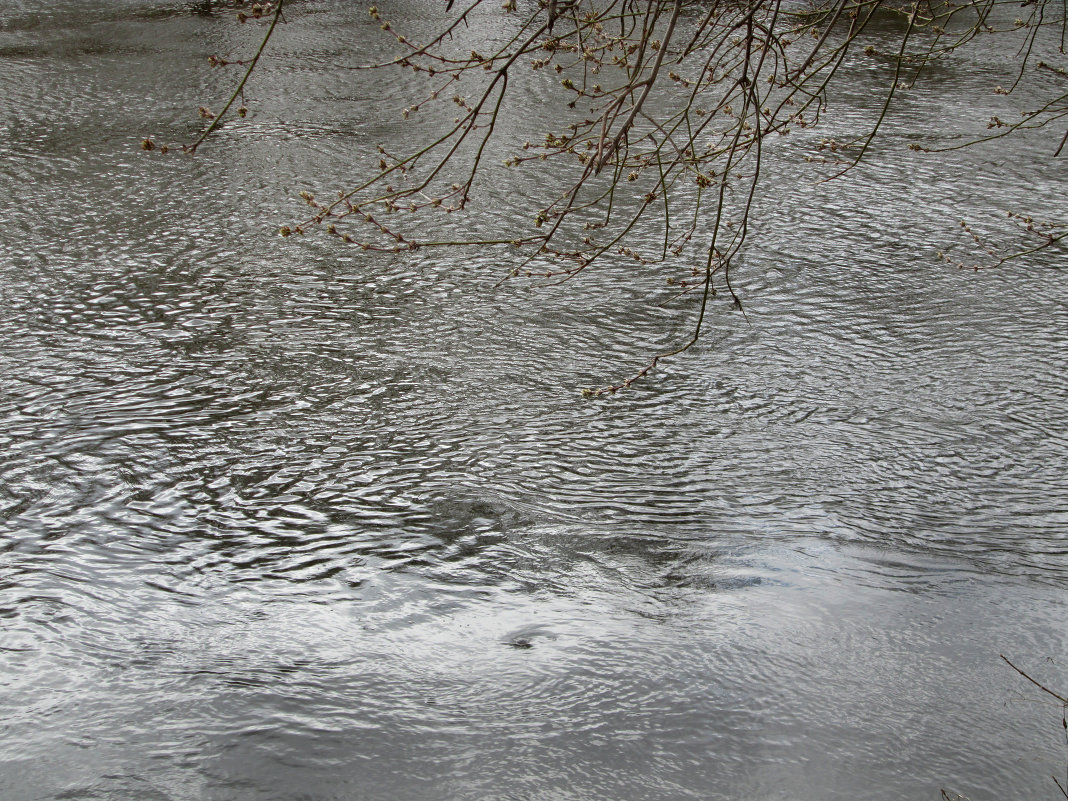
[1,2,1066,800]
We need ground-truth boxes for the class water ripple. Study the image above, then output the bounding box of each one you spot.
[1,3,1067,801]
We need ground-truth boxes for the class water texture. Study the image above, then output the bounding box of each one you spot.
[1,2,1066,800]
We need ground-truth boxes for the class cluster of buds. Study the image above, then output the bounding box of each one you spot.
[236,2,271,23]
[141,138,170,154]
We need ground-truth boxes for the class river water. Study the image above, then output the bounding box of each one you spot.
[1,2,1066,799]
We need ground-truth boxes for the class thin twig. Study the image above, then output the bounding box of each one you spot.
[1002,655,1068,704]
[188,0,285,154]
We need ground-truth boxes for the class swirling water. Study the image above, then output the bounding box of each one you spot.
[1,2,1066,800]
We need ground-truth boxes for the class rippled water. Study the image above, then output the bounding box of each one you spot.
[1,2,1066,800]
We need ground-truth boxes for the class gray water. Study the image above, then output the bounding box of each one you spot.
[1,2,1067,800]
